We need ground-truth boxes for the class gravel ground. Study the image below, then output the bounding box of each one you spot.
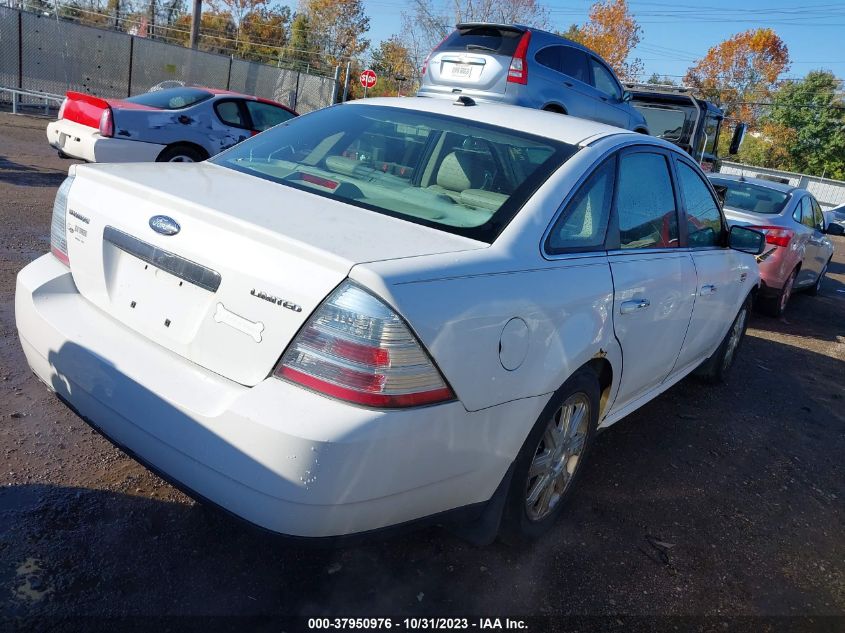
[1,112,843,629]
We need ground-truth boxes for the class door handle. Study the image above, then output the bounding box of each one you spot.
[620,298,650,314]
[699,284,717,296]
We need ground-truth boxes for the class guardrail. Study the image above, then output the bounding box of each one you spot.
[0,86,63,115]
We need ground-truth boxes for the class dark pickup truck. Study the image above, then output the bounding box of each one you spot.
[624,83,745,172]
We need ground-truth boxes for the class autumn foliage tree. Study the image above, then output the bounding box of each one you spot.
[564,0,642,80]
[684,28,789,124]
[370,36,417,96]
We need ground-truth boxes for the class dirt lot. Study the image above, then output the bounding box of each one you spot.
[1,112,844,629]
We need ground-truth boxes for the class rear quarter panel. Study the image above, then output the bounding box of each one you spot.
[112,101,250,157]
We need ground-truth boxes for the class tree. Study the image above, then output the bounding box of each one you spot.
[370,36,416,96]
[684,28,789,124]
[209,0,269,51]
[281,12,319,70]
[645,73,677,86]
[565,0,642,80]
[302,0,370,68]
[766,71,845,179]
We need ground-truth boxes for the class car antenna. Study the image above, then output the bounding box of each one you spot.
[453,95,476,107]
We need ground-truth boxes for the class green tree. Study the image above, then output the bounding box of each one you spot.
[766,70,845,179]
[370,36,416,96]
[281,12,319,71]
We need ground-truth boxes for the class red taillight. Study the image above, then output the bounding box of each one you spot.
[748,225,794,248]
[50,176,74,267]
[57,97,68,120]
[98,107,113,137]
[507,31,532,84]
[275,281,455,408]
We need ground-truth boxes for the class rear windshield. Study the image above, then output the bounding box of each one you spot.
[213,104,575,243]
[711,178,790,215]
[126,87,213,110]
[438,26,524,55]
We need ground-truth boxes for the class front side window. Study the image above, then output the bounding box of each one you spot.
[546,158,615,254]
[246,101,295,131]
[616,152,678,249]
[213,105,576,243]
[590,59,621,100]
[676,161,723,247]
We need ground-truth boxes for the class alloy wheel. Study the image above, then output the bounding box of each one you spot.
[168,155,195,163]
[779,271,795,314]
[525,393,590,522]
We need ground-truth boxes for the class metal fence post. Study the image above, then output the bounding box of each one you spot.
[332,65,340,104]
[342,61,350,103]
[293,70,300,111]
[226,55,232,90]
[15,8,22,113]
[127,35,134,97]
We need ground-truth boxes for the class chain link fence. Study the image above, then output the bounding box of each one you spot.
[0,6,338,113]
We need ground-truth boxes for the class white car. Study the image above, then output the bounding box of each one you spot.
[16,97,764,543]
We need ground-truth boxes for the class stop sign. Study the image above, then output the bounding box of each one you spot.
[360,69,377,89]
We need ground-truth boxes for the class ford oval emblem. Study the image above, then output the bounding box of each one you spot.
[149,215,180,236]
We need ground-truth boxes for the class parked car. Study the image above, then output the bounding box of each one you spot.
[709,174,836,317]
[46,86,297,163]
[822,203,845,234]
[18,97,764,543]
[417,23,649,133]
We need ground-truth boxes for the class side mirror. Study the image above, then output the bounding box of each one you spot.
[622,90,632,103]
[826,223,844,236]
[729,123,747,155]
[729,225,765,255]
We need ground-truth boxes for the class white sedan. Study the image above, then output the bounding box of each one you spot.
[16,97,765,543]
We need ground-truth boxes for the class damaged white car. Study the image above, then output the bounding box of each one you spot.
[17,97,764,542]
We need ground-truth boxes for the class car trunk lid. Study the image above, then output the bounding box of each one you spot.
[60,91,158,129]
[63,162,485,386]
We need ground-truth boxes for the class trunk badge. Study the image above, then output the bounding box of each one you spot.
[149,215,181,236]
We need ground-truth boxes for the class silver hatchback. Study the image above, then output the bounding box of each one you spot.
[417,23,649,133]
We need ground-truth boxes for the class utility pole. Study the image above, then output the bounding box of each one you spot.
[189,0,201,49]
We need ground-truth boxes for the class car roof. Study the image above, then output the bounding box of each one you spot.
[344,97,643,147]
[709,173,797,194]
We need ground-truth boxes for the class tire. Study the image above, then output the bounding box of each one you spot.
[500,368,600,543]
[542,105,567,115]
[694,294,751,384]
[805,258,830,296]
[761,267,797,317]
[156,144,208,163]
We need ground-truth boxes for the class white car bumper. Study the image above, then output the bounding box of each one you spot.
[16,254,544,538]
[47,119,165,163]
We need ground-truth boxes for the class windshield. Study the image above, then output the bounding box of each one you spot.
[711,178,790,215]
[632,103,695,144]
[213,104,576,243]
[126,87,214,110]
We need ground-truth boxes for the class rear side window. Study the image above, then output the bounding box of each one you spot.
[589,59,621,100]
[560,47,590,83]
[438,26,523,55]
[800,197,816,228]
[547,158,615,254]
[125,87,213,110]
[246,101,295,131]
[616,152,678,249]
[676,161,722,247]
[812,199,825,229]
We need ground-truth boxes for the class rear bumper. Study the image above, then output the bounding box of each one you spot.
[15,255,541,538]
[756,245,801,295]
[46,119,164,163]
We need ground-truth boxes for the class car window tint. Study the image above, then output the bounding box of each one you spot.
[711,178,790,215]
[547,158,614,253]
[535,46,560,72]
[812,199,825,229]
[216,101,245,128]
[560,47,590,83]
[677,161,722,247]
[617,152,678,249]
[589,59,621,99]
[437,26,523,55]
[800,197,816,228]
[246,101,295,131]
